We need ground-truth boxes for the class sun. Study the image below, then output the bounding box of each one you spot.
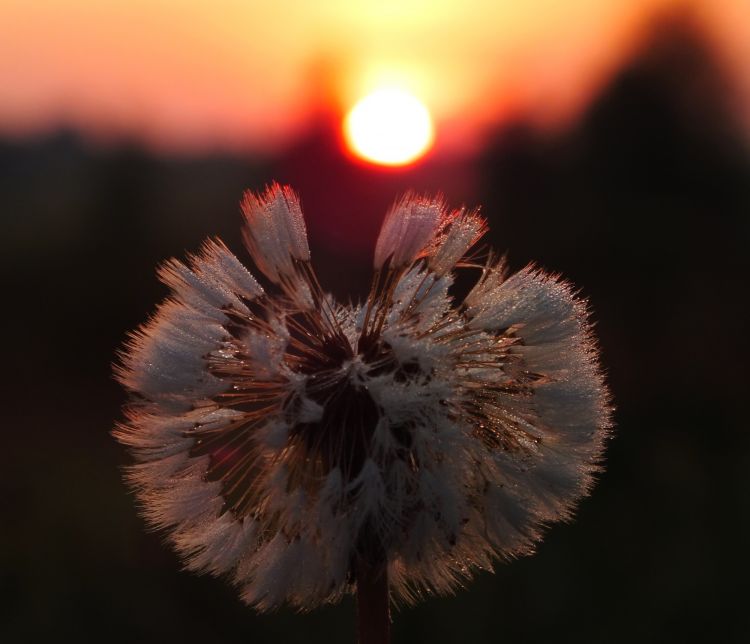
[344,87,435,167]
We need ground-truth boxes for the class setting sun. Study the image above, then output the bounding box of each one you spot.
[344,88,435,166]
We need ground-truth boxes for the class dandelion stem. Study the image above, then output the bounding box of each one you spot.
[356,562,390,644]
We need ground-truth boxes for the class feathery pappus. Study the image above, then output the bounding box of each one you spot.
[115,184,611,611]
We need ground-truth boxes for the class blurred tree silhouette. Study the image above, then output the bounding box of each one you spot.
[477,13,749,643]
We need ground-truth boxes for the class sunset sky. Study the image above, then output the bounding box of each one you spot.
[1,0,748,155]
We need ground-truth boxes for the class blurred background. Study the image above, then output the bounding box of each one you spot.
[1,1,748,642]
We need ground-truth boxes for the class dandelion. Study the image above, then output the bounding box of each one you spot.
[115,184,611,643]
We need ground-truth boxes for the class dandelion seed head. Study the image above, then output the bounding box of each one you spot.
[116,185,612,610]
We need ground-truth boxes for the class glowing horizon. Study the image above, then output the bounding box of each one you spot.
[0,0,748,154]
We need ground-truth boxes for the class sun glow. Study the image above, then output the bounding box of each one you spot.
[344,88,435,166]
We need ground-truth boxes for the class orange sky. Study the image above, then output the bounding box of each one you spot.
[0,0,747,154]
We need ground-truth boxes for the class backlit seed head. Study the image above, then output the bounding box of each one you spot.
[115,185,612,610]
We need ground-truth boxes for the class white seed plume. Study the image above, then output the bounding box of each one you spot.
[116,185,611,610]
[374,195,444,269]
